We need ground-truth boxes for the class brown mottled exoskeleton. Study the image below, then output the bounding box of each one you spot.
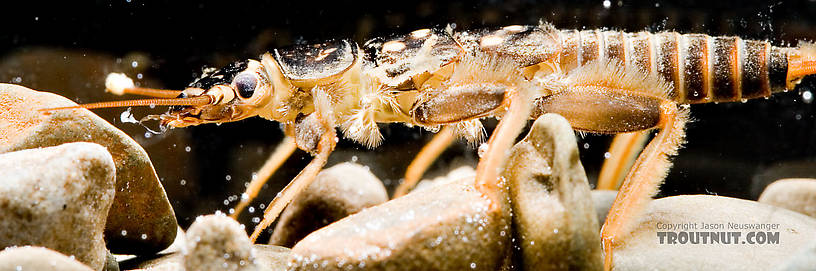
[46,23,816,269]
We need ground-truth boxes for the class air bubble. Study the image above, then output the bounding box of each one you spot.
[603,152,611,159]
[225,175,232,181]
[185,146,191,152]
[141,233,147,240]
[602,0,611,8]
[802,90,813,104]
[477,143,489,158]
[121,230,127,236]
[131,61,138,68]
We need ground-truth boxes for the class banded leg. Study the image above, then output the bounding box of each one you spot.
[601,101,687,270]
[411,81,533,209]
[535,61,688,270]
[394,126,456,197]
[231,136,298,219]
[249,88,337,242]
[539,93,687,269]
[597,131,649,190]
[475,87,532,209]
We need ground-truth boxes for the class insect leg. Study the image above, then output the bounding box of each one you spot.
[474,85,534,210]
[597,131,649,190]
[249,88,337,242]
[601,101,687,270]
[411,83,507,125]
[407,53,535,207]
[410,83,532,209]
[230,136,297,219]
[394,126,456,197]
[535,60,688,269]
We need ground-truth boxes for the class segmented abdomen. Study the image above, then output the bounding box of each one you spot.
[558,30,789,104]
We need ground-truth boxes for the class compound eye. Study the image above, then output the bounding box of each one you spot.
[233,73,258,99]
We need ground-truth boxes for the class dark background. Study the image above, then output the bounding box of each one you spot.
[2,0,815,238]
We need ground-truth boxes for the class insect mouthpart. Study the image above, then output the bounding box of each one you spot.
[156,88,234,127]
[160,80,271,128]
[160,104,237,128]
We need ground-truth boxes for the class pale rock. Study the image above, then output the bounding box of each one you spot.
[254,245,292,270]
[184,214,258,271]
[758,178,816,218]
[121,245,290,271]
[0,143,115,270]
[270,162,388,247]
[613,195,816,270]
[0,84,178,255]
[411,165,476,193]
[592,190,618,226]
[775,237,816,271]
[750,160,816,198]
[503,113,603,270]
[0,49,198,246]
[0,246,94,271]
[289,176,512,270]
[104,250,119,271]
[121,253,183,271]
